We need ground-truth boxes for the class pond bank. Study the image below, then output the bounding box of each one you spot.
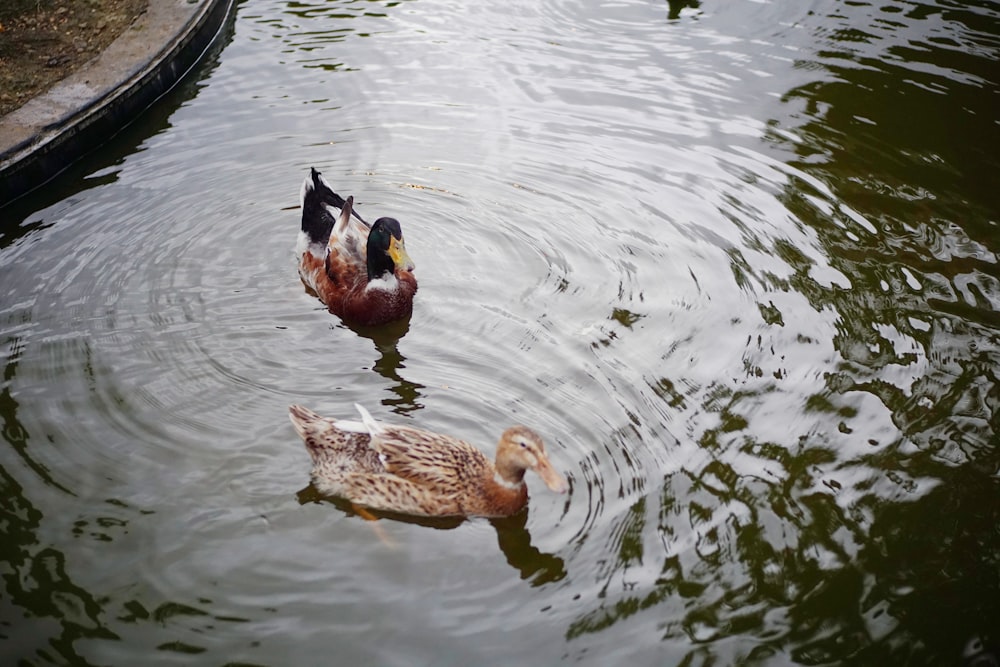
[0,0,232,206]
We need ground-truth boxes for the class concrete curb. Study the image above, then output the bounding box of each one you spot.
[0,0,234,206]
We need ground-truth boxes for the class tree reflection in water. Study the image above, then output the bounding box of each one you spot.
[563,0,1000,662]
[0,345,118,663]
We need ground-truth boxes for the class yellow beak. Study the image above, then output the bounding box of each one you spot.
[388,236,415,272]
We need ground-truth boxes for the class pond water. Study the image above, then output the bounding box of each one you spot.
[2,0,999,664]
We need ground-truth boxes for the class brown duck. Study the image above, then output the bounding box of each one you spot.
[296,168,417,326]
[288,404,569,518]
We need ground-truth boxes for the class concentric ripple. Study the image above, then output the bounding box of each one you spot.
[1,0,998,664]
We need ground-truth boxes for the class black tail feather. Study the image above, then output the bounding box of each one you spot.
[301,169,337,245]
[310,167,349,209]
[301,168,369,245]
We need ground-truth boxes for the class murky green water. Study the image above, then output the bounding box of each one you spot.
[2,0,998,664]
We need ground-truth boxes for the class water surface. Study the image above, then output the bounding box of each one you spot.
[2,0,999,664]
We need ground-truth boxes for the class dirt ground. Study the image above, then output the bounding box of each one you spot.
[0,0,148,117]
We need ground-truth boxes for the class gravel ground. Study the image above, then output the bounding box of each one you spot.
[0,0,147,117]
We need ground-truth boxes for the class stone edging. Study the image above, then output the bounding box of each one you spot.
[0,0,234,206]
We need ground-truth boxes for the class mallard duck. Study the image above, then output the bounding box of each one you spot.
[296,168,417,326]
[288,404,569,518]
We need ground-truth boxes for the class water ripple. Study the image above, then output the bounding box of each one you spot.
[2,0,999,664]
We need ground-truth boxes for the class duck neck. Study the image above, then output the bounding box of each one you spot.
[494,461,526,490]
[488,466,528,516]
[367,249,395,281]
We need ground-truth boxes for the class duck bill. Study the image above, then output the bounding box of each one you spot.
[534,457,569,494]
[388,236,415,272]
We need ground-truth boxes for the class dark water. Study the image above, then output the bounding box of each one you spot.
[2,0,998,664]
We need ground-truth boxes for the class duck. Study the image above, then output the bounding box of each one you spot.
[288,404,569,518]
[296,168,417,326]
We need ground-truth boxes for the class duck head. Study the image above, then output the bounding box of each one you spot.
[367,217,415,281]
[495,426,569,494]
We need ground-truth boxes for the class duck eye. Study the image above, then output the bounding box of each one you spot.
[519,441,527,449]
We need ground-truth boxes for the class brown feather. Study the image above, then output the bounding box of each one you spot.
[288,405,568,518]
[297,178,417,326]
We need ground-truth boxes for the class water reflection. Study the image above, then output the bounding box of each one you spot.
[0,346,117,662]
[556,0,1000,659]
[491,513,567,586]
[1,210,56,252]
[346,318,426,415]
[666,0,701,21]
[296,484,566,585]
[767,1,1000,457]
[274,0,415,61]
[1,341,70,493]
[1,0,998,663]
[857,463,1000,664]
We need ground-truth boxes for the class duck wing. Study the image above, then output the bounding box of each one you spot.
[377,426,492,489]
[352,405,492,489]
[327,195,368,268]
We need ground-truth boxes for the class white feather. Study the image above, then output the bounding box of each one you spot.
[299,173,314,208]
[354,404,385,435]
[494,472,524,490]
[332,419,369,433]
[365,273,400,293]
[295,229,326,260]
